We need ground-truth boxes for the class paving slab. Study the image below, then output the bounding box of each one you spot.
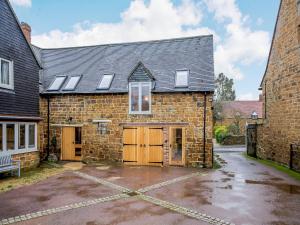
[0,171,119,220]
[147,152,300,225]
[16,197,206,225]
[80,165,201,190]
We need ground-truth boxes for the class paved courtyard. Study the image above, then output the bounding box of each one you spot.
[0,151,300,225]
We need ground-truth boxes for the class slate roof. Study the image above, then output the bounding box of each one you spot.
[34,35,215,94]
[221,101,263,119]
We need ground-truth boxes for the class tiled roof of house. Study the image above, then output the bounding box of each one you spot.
[222,101,263,119]
[33,35,215,94]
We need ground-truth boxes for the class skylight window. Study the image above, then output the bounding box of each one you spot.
[175,70,189,87]
[98,74,114,89]
[63,75,81,90]
[48,76,66,91]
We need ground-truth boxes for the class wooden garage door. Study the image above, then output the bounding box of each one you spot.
[147,128,163,165]
[123,127,163,166]
[123,128,138,164]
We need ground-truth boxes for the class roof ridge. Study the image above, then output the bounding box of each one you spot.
[34,34,213,50]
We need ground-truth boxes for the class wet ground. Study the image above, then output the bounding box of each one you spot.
[0,148,300,225]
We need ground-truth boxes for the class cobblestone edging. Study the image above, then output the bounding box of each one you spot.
[138,172,206,193]
[73,171,132,193]
[138,194,234,225]
[0,194,129,225]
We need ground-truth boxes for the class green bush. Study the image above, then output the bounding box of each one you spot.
[214,126,228,143]
[227,124,240,135]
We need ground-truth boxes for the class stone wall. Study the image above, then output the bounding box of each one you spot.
[257,0,300,166]
[39,92,213,168]
[12,151,39,170]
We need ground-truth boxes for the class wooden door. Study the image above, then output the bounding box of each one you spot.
[147,128,163,165]
[123,127,163,166]
[62,127,82,161]
[169,127,185,165]
[123,128,138,164]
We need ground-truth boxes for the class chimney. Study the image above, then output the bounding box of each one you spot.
[20,22,31,43]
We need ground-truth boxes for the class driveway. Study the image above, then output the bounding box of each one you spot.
[0,151,300,225]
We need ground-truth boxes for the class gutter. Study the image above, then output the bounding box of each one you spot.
[203,92,207,168]
[46,95,50,160]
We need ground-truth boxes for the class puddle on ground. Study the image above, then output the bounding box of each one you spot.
[245,180,300,194]
[107,176,122,181]
[96,166,110,170]
[36,195,51,202]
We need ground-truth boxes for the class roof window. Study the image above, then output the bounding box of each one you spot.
[175,70,189,87]
[98,74,114,89]
[48,76,66,91]
[63,75,81,91]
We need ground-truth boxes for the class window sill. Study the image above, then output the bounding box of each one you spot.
[0,148,38,156]
[0,87,15,94]
[129,112,152,115]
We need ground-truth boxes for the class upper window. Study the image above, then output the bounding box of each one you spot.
[175,70,189,87]
[98,74,114,89]
[48,76,66,91]
[63,75,81,91]
[0,58,14,90]
[129,82,151,114]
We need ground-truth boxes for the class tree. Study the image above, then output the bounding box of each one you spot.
[215,73,236,101]
[213,73,236,122]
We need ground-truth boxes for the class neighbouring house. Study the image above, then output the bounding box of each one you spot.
[33,35,215,168]
[216,100,263,135]
[257,0,300,167]
[0,0,41,168]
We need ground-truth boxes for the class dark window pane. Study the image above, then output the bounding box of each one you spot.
[0,124,2,151]
[29,124,35,147]
[7,124,15,150]
[171,128,183,161]
[75,127,82,144]
[141,84,150,111]
[131,86,139,112]
[75,148,82,156]
[19,124,26,149]
[1,60,10,85]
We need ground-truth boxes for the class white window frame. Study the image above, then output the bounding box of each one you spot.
[97,74,115,90]
[175,70,189,88]
[0,122,38,156]
[129,82,151,114]
[0,58,14,90]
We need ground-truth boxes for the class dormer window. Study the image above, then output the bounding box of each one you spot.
[98,74,114,89]
[63,75,81,91]
[175,70,189,87]
[0,58,13,90]
[129,82,151,114]
[48,76,66,91]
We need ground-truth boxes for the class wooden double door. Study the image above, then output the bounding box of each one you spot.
[61,127,82,161]
[123,127,164,166]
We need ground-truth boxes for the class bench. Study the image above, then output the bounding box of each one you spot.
[0,154,21,177]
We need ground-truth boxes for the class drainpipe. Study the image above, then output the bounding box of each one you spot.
[46,95,50,160]
[203,92,207,168]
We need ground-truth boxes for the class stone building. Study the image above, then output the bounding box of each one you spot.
[216,100,263,135]
[257,0,300,166]
[34,36,215,168]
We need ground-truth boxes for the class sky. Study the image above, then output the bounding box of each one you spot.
[10,0,280,100]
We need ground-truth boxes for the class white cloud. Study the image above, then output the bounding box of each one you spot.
[9,0,31,7]
[237,92,258,101]
[203,0,270,80]
[32,0,214,48]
